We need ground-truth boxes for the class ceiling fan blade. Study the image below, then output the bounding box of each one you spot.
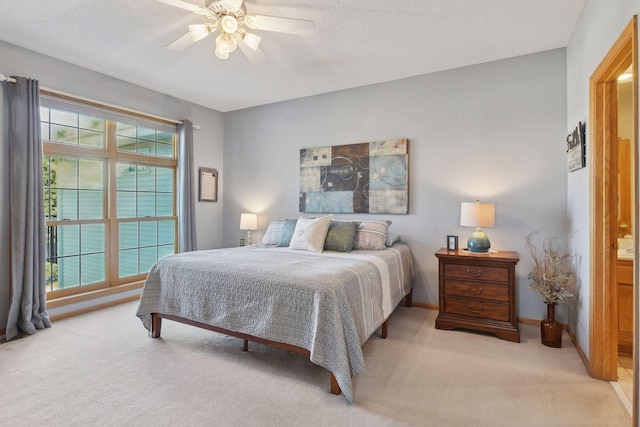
[156,0,204,13]
[236,33,267,65]
[245,15,315,35]
[166,32,197,51]
[188,23,216,41]
[220,0,243,11]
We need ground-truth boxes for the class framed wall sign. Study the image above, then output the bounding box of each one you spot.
[199,167,218,202]
[567,121,586,172]
[447,235,458,251]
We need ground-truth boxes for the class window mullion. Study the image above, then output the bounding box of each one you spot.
[116,151,177,168]
[43,141,109,159]
[107,120,119,287]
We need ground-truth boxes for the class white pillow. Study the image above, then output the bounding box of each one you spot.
[289,215,333,252]
[386,231,400,247]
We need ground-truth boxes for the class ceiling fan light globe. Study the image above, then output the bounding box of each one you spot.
[220,15,239,34]
[216,33,237,53]
[215,46,230,59]
[243,32,261,51]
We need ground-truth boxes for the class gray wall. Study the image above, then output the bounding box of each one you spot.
[223,48,568,321]
[0,41,224,328]
[565,1,640,359]
[7,3,628,346]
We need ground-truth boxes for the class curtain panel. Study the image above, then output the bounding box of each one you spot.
[177,119,197,252]
[5,76,51,341]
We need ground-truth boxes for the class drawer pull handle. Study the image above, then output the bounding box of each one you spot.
[467,305,483,314]
[466,269,483,277]
[467,286,483,295]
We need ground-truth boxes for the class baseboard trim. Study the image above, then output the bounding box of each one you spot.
[566,324,590,372]
[412,301,438,310]
[518,317,590,371]
[518,316,571,330]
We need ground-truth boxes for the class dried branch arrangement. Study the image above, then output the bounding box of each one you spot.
[525,231,577,305]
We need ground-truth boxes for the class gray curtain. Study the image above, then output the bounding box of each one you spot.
[177,119,197,252]
[5,76,50,341]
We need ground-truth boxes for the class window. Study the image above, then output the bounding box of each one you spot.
[41,95,177,297]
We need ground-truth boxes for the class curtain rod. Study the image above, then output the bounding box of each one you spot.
[40,86,200,129]
[0,73,17,83]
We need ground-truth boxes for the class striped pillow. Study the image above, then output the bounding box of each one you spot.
[352,220,391,250]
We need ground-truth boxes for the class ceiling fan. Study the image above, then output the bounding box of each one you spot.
[158,0,315,64]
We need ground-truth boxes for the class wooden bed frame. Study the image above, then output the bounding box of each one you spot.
[150,289,413,396]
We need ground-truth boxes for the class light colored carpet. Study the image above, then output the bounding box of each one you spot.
[0,302,630,427]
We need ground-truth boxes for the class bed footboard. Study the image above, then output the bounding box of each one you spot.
[149,313,343,396]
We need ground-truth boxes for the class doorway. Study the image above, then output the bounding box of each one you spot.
[589,16,638,421]
[617,62,635,407]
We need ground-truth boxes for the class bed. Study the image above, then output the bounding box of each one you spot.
[136,240,413,402]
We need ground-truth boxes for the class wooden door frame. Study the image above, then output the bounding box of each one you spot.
[589,15,638,418]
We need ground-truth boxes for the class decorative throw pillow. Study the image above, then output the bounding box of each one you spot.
[261,220,285,245]
[289,215,333,252]
[353,220,392,250]
[276,219,298,247]
[386,231,400,247]
[324,221,359,252]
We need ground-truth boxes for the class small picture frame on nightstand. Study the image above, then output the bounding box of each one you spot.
[447,235,458,251]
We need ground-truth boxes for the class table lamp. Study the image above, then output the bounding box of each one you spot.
[240,213,258,245]
[460,201,495,253]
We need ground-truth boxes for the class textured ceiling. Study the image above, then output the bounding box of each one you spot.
[0,0,585,112]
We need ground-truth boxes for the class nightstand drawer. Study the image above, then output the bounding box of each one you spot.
[444,279,509,302]
[618,261,633,285]
[443,263,510,284]
[444,296,510,322]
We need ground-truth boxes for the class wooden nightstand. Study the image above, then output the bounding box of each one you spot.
[435,248,520,342]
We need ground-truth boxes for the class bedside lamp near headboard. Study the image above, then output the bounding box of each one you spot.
[460,201,495,253]
[240,213,258,245]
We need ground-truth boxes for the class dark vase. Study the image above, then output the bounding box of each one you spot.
[541,303,562,348]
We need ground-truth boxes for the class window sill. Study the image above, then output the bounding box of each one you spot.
[47,281,144,309]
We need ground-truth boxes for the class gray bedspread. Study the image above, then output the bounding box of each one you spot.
[136,243,413,402]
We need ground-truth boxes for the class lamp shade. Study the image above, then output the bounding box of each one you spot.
[460,201,495,253]
[240,213,257,230]
[460,202,495,228]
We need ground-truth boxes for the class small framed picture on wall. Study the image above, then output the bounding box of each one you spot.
[199,167,218,202]
[447,235,458,251]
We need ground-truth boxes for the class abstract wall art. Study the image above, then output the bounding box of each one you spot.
[299,138,409,214]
